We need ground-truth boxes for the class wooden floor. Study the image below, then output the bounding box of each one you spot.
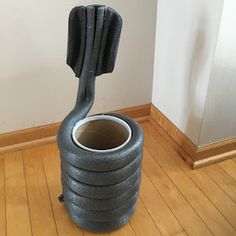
[1,121,236,236]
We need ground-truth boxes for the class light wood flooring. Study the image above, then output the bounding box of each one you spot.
[1,121,236,236]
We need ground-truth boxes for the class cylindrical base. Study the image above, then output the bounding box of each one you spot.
[58,113,143,232]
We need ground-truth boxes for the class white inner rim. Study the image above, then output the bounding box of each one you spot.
[72,115,132,153]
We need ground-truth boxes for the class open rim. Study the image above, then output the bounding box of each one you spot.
[72,115,132,153]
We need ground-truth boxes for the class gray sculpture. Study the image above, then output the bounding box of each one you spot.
[57,5,144,232]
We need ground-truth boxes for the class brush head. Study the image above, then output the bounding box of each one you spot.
[66,5,122,78]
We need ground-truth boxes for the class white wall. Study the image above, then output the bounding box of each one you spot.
[199,0,236,146]
[0,0,156,133]
[152,0,223,145]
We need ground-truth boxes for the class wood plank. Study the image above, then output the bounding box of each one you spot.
[218,159,236,181]
[4,151,32,236]
[187,168,236,228]
[85,231,110,236]
[129,198,161,236]
[22,147,57,236]
[143,122,236,235]
[142,148,212,236]
[203,164,236,203]
[109,223,135,236]
[172,232,188,236]
[84,230,109,236]
[140,170,183,235]
[83,231,109,236]
[40,143,83,236]
[0,155,6,236]
[149,123,236,227]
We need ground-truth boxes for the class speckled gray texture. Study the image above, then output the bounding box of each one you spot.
[62,179,140,211]
[61,167,141,199]
[57,5,144,232]
[61,152,142,185]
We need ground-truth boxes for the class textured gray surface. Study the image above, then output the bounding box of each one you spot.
[57,5,143,232]
[61,153,142,185]
[62,180,140,211]
[66,203,137,232]
[62,167,141,199]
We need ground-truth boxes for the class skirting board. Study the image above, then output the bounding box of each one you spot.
[0,104,150,154]
[150,104,236,168]
[1,102,235,169]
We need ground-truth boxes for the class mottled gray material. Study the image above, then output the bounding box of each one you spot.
[62,180,140,211]
[57,5,144,232]
[62,167,141,199]
[61,153,142,185]
[66,203,137,232]
[64,192,138,222]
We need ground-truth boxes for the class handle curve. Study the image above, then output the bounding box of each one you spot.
[57,5,122,149]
